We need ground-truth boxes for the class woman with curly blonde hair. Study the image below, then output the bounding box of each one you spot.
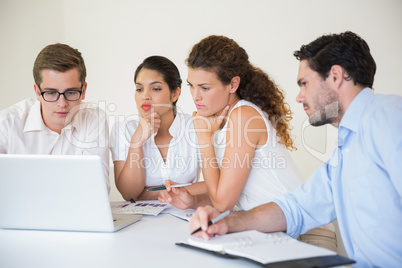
[160,35,303,212]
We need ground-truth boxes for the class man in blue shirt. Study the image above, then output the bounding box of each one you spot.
[189,31,402,267]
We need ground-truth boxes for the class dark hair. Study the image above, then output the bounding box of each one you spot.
[33,43,86,85]
[186,35,295,150]
[294,31,376,88]
[134,56,182,107]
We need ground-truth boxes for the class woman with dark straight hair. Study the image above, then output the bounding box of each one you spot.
[110,56,204,201]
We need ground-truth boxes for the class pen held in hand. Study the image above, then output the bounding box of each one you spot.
[191,211,230,235]
[147,183,192,191]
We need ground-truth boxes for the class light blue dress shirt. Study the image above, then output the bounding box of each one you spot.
[274,88,402,267]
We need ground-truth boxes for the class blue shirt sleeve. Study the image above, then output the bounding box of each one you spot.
[273,157,337,238]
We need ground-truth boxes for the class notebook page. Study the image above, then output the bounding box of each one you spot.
[187,230,282,252]
[225,236,337,264]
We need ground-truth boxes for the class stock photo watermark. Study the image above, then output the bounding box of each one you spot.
[61,100,342,168]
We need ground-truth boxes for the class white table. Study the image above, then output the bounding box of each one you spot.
[0,213,256,268]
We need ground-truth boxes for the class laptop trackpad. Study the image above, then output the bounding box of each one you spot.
[113,214,142,231]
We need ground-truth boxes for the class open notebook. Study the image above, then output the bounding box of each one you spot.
[0,154,142,232]
[177,230,354,267]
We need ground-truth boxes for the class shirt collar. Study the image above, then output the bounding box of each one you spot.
[23,100,47,133]
[23,100,78,134]
[168,112,182,137]
[339,88,373,134]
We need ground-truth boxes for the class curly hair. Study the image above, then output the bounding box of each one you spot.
[186,35,296,150]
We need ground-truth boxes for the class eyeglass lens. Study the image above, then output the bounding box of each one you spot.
[42,90,81,101]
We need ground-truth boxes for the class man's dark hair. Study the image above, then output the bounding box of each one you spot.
[294,31,376,88]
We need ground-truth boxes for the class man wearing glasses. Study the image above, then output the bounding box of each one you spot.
[0,43,110,192]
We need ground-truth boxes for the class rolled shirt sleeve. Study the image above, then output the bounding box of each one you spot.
[274,157,337,238]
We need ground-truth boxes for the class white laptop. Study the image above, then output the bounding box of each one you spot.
[0,154,142,232]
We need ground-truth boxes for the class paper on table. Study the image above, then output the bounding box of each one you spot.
[169,207,197,221]
[185,230,336,264]
[170,206,244,222]
[111,201,172,216]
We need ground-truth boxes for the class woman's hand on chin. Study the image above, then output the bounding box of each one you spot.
[192,105,229,141]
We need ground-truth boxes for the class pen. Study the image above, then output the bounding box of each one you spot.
[147,183,192,191]
[191,211,230,235]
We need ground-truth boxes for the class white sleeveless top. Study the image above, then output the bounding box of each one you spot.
[214,100,304,211]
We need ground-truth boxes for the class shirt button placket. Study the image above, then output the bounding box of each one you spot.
[161,161,169,181]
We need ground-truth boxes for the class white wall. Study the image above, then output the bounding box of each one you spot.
[2,0,401,180]
[2,0,401,257]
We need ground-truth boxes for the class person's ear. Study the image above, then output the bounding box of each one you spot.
[328,65,344,89]
[80,82,87,100]
[229,76,240,93]
[34,84,41,101]
[171,87,181,103]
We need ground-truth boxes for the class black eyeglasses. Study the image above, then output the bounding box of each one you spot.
[38,85,83,102]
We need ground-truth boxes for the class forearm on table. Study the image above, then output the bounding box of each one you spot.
[185,181,207,195]
[136,186,162,200]
[116,149,146,200]
[190,192,213,209]
[197,134,242,211]
[226,202,287,234]
[202,163,244,211]
[199,146,222,200]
